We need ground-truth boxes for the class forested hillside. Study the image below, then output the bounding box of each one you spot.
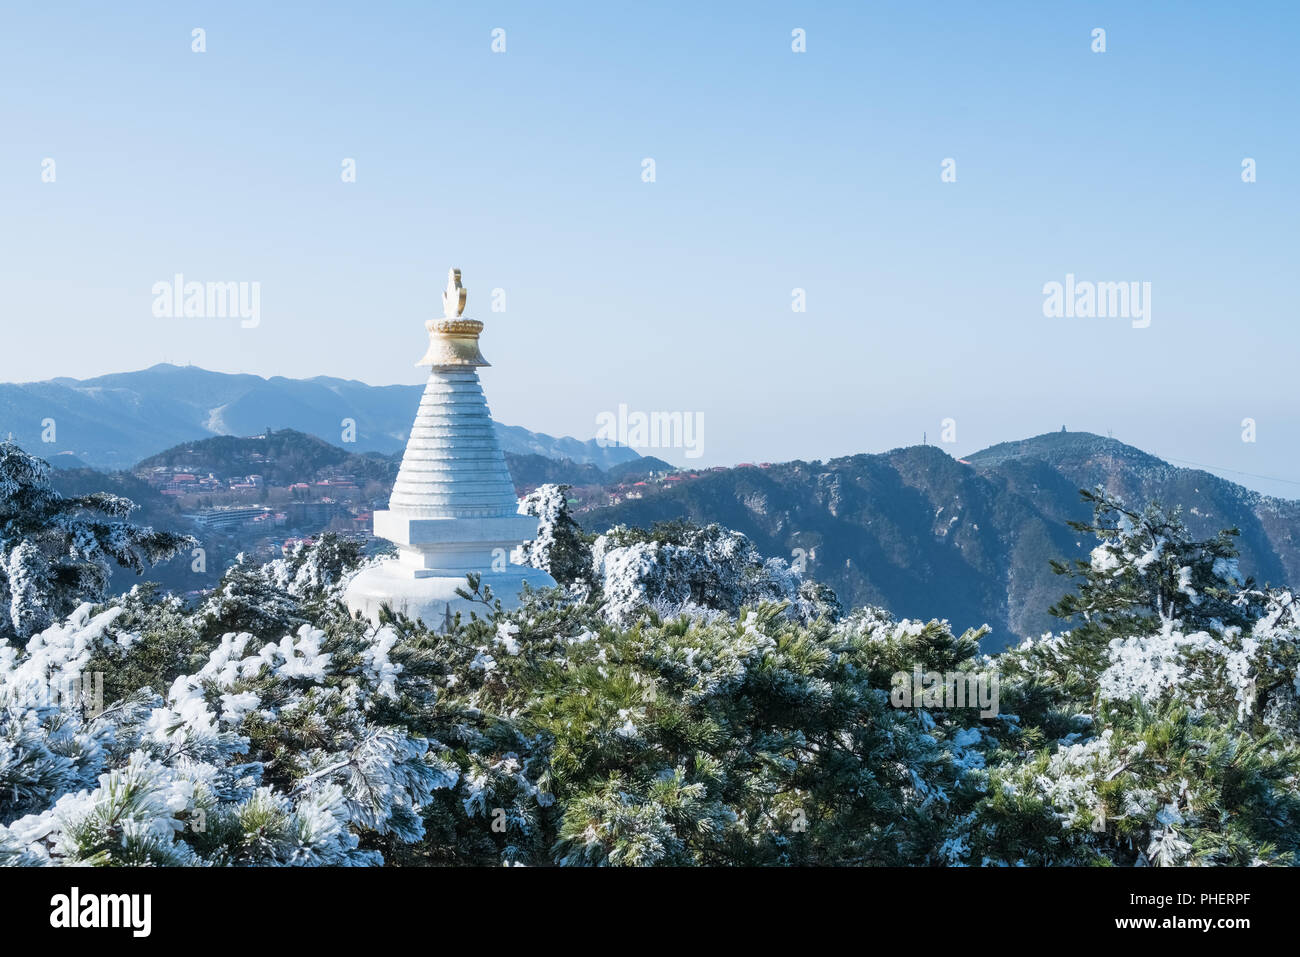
[583,433,1300,647]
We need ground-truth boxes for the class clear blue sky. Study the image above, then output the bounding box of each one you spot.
[2,1,1297,495]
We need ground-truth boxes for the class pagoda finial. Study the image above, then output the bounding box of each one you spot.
[417,266,488,368]
[442,267,466,318]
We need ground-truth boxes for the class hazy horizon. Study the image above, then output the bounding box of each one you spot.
[7,359,1299,502]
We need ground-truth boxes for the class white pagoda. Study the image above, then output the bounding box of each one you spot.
[345,268,555,629]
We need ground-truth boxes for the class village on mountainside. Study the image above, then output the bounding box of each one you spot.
[119,427,757,570]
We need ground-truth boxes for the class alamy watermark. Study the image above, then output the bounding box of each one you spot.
[152,274,260,328]
[1042,274,1150,329]
[596,404,704,459]
[13,672,104,718]
[891,666,999,718]
[50,887,151,937]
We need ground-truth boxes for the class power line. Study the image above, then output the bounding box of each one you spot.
[1153,454,1300,490]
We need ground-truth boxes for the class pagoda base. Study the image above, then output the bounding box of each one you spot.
[344,560,556,632]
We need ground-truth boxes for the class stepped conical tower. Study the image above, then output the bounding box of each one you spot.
[345,268,555,629]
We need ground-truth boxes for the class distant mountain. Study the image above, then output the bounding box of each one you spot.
[579,432,1300,649]
[604,456,676,483]
[492,424,639,471]
[501,453,676,491]
[46,451,91,470]
[500,454,607,489]
[0,364,641,471]
[136,429,398,486]
[131,429,653,497]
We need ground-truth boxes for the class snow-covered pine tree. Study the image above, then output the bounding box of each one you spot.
[1050,487,1250,639]
[516,485,840,625]
[515,484,592,590]
[975,488,1300,866]
[0,442,194,644]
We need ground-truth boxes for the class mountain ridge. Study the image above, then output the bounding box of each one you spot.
[580,431,1300,648]
[0,363,640,471]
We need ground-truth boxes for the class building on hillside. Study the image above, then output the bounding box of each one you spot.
[183,505,276,530]
[286,500,345,528]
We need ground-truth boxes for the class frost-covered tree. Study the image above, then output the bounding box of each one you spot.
[1051,488,1251,641]
[515,484,592,591]
[514,486,841,627]
[590,518,840,626]
[265,533,367,602]
[4,473,1299,868]
[0,442,193,645]
[972,490,1300,866]
[1,586,451,865]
